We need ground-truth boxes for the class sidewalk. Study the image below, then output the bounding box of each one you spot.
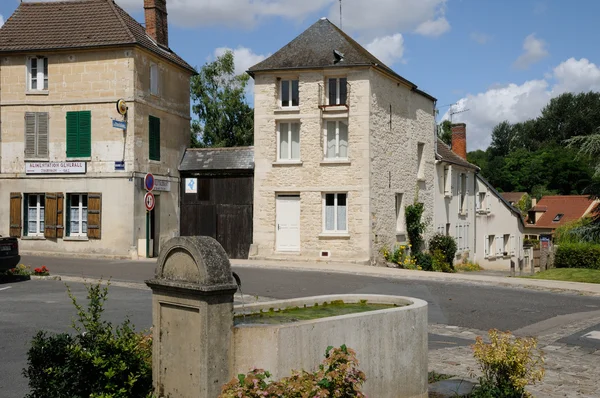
[231,259,600,296]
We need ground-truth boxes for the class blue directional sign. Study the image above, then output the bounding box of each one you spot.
[114,161,125,171]
[112,119,127,130]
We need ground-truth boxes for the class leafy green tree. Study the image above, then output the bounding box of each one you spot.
[489,121,515,157]
[438,120,452,146]
[190,50,254,148]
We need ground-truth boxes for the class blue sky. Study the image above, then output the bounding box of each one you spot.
[2,0,600,150]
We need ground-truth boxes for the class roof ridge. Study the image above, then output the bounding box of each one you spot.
[105,0,137,44]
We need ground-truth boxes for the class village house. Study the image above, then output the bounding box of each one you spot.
[525,195,599,239]
[247,18,437,264]
[0,0,195,258]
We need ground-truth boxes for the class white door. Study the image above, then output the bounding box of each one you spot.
[276,195,300,251]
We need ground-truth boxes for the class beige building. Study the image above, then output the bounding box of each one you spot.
[248,18,436,264]
[0,0,195,258]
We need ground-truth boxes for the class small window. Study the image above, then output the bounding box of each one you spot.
[552,213,564,222]
[25,112,49,159]
[277,122,300,161]
[443,166,451,196]
[324,193,347,232]
[503,234,510,255]
[417,143,425,179]
[68,194,88,237]
[28,57,48,91]
[477,192,486,211]
[324,120,348,159]
[459,173,467,214]
[26,194,45,236]
[280,79,299,108]
[150,63,159,96]
[149,116,161,161]
[327,77,347,105]
[395,193,405,233]
[488,235,495,257]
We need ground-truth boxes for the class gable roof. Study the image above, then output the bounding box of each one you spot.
[247,18,435,102]
[527,195,598,229]
[0,0,195,74]
[436,140,479,171]
[501,192,527,204]
[179,147,254,172]
[476,175,525,227]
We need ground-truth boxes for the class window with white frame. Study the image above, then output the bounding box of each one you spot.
[455,224,470,251]
[27,194,45,236]
[325,120,348,159]
[323,193,347,233]
[395,193,405,233]
[486,235,495,258]
[327,77,347,105]
[28,57,48,91]
[443,166,452,197]
[417,143,425,179]
[477,192,486,212]
[150,63,159,96]
[277,122,300,161]
[503,234,511,255]
[68,194,88,237]
[459,173,467,214]
[280,79,299,108]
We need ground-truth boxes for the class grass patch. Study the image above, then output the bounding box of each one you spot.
[428,371,453,384]
[523,268,600,284]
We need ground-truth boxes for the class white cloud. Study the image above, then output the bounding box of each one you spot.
[213,46,268,76]
[365,34,405,66]
[470,32,490,45]
[513,33,549,69]
[444,58,600,151]
[0,14,4,28]
[414,17,450,37]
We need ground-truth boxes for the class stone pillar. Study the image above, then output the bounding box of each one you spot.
[146,236,238,398]
[510,260,515,277]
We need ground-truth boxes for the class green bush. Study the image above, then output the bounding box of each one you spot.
[405,202,426,253]
[555,243,600,270]
[414,252,433,271]
[23,282,153,398]
[431,249,453,273]
[429,233,457,269]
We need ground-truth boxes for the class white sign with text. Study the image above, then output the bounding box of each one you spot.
[25,162,86,174]
[154,179,171,192]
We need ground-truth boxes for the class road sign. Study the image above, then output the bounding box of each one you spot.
[112,119,127,130]
[144,173,155,191]
[144,192,155,211]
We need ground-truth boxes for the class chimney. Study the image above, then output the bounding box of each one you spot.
[531,198,537,207]
[451,123,467,160]
[144,0,168,47]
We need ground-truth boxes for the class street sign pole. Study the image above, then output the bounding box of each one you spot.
[146,211,150,258]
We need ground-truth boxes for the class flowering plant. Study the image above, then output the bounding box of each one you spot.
[381,244,420,270]
[8,264,33,276]
[33,266,50,276]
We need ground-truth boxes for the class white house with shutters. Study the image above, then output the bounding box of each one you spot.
[0,0,195,258]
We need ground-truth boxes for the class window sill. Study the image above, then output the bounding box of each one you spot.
[417,176,426,182]
[272,160,303,166]
[321,105,348,112]
[26,90,49,96]
[320,159,351,166]
[395,231,406,236]
[274,107,300,113]
[66,157,91,162]
[149,159,162,164]
[319,233,350,239]
[21,236,45,240]
[63,236,89,241]
[24,158,50,162]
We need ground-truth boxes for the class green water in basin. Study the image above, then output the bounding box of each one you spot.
[234,300,401,325]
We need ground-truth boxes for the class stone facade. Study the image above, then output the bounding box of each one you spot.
[251,67,436,264]
[0,46,192,257]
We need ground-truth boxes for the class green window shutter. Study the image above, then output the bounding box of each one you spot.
[78,111,91,157]
[149,116,160,161]
[66,112,79,157]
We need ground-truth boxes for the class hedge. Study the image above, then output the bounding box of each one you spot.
[554,243,600,270]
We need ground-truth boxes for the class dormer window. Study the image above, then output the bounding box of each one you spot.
[28,57,48,91]
[553,213,564,222]
[280,79,299,108]
[327,77,347,105]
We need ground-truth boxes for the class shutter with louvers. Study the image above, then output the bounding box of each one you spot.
[56,193,64,238]
[25,113,37,158]
[37,113,49,157]
[66,111,79,157]
[78,111,91,157]
[149,116,161,161]
[44,193,57,239]
[511,235,516,255]
[87,193,102,239]
[484,235,489,258]
[10,193,22,237]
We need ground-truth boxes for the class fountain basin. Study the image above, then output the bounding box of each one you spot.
[232,294,428,398]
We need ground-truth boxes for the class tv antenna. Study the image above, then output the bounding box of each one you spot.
[339,0,343,29]
[449,107,470,122]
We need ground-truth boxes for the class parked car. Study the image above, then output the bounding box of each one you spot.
[0,235,20,271]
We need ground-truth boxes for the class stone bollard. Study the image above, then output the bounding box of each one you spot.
[145,236,238,398]
[510,260,515,277]
[518,258,523,276]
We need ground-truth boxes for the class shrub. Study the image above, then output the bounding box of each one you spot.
[414,251,433,271]
[405,202,426,254]
[219,345,366,398]
[554,242,600,270]
[431,249,453,273]
[8,264,33,276]
[470,329,544,398]
[381,244,419,269]
[33,266,49,276]
[23,282,153,398]
[429,234,457,269]
[554,218,599,244]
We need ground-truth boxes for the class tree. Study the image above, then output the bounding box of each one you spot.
[488,121,514,157]
[190,50,254,148]
[437,120,452,146]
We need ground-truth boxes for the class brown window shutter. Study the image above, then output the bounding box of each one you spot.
[9,193,22,237]
[87,193,102,239]
[56,193,64,238]
[44,193,58,239]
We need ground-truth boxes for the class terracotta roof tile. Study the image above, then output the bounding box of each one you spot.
[527,195,598,229]
[0,0,195,74]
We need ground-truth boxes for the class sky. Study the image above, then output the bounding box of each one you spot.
[2,0,600,151]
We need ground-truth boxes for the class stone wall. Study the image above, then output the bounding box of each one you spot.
[368,69,435,261]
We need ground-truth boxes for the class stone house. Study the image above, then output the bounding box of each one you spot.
[0,0,195,258]
[247,18,437,264]
[525,195,599,239]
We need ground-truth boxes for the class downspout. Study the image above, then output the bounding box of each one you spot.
[433,100,439,159]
